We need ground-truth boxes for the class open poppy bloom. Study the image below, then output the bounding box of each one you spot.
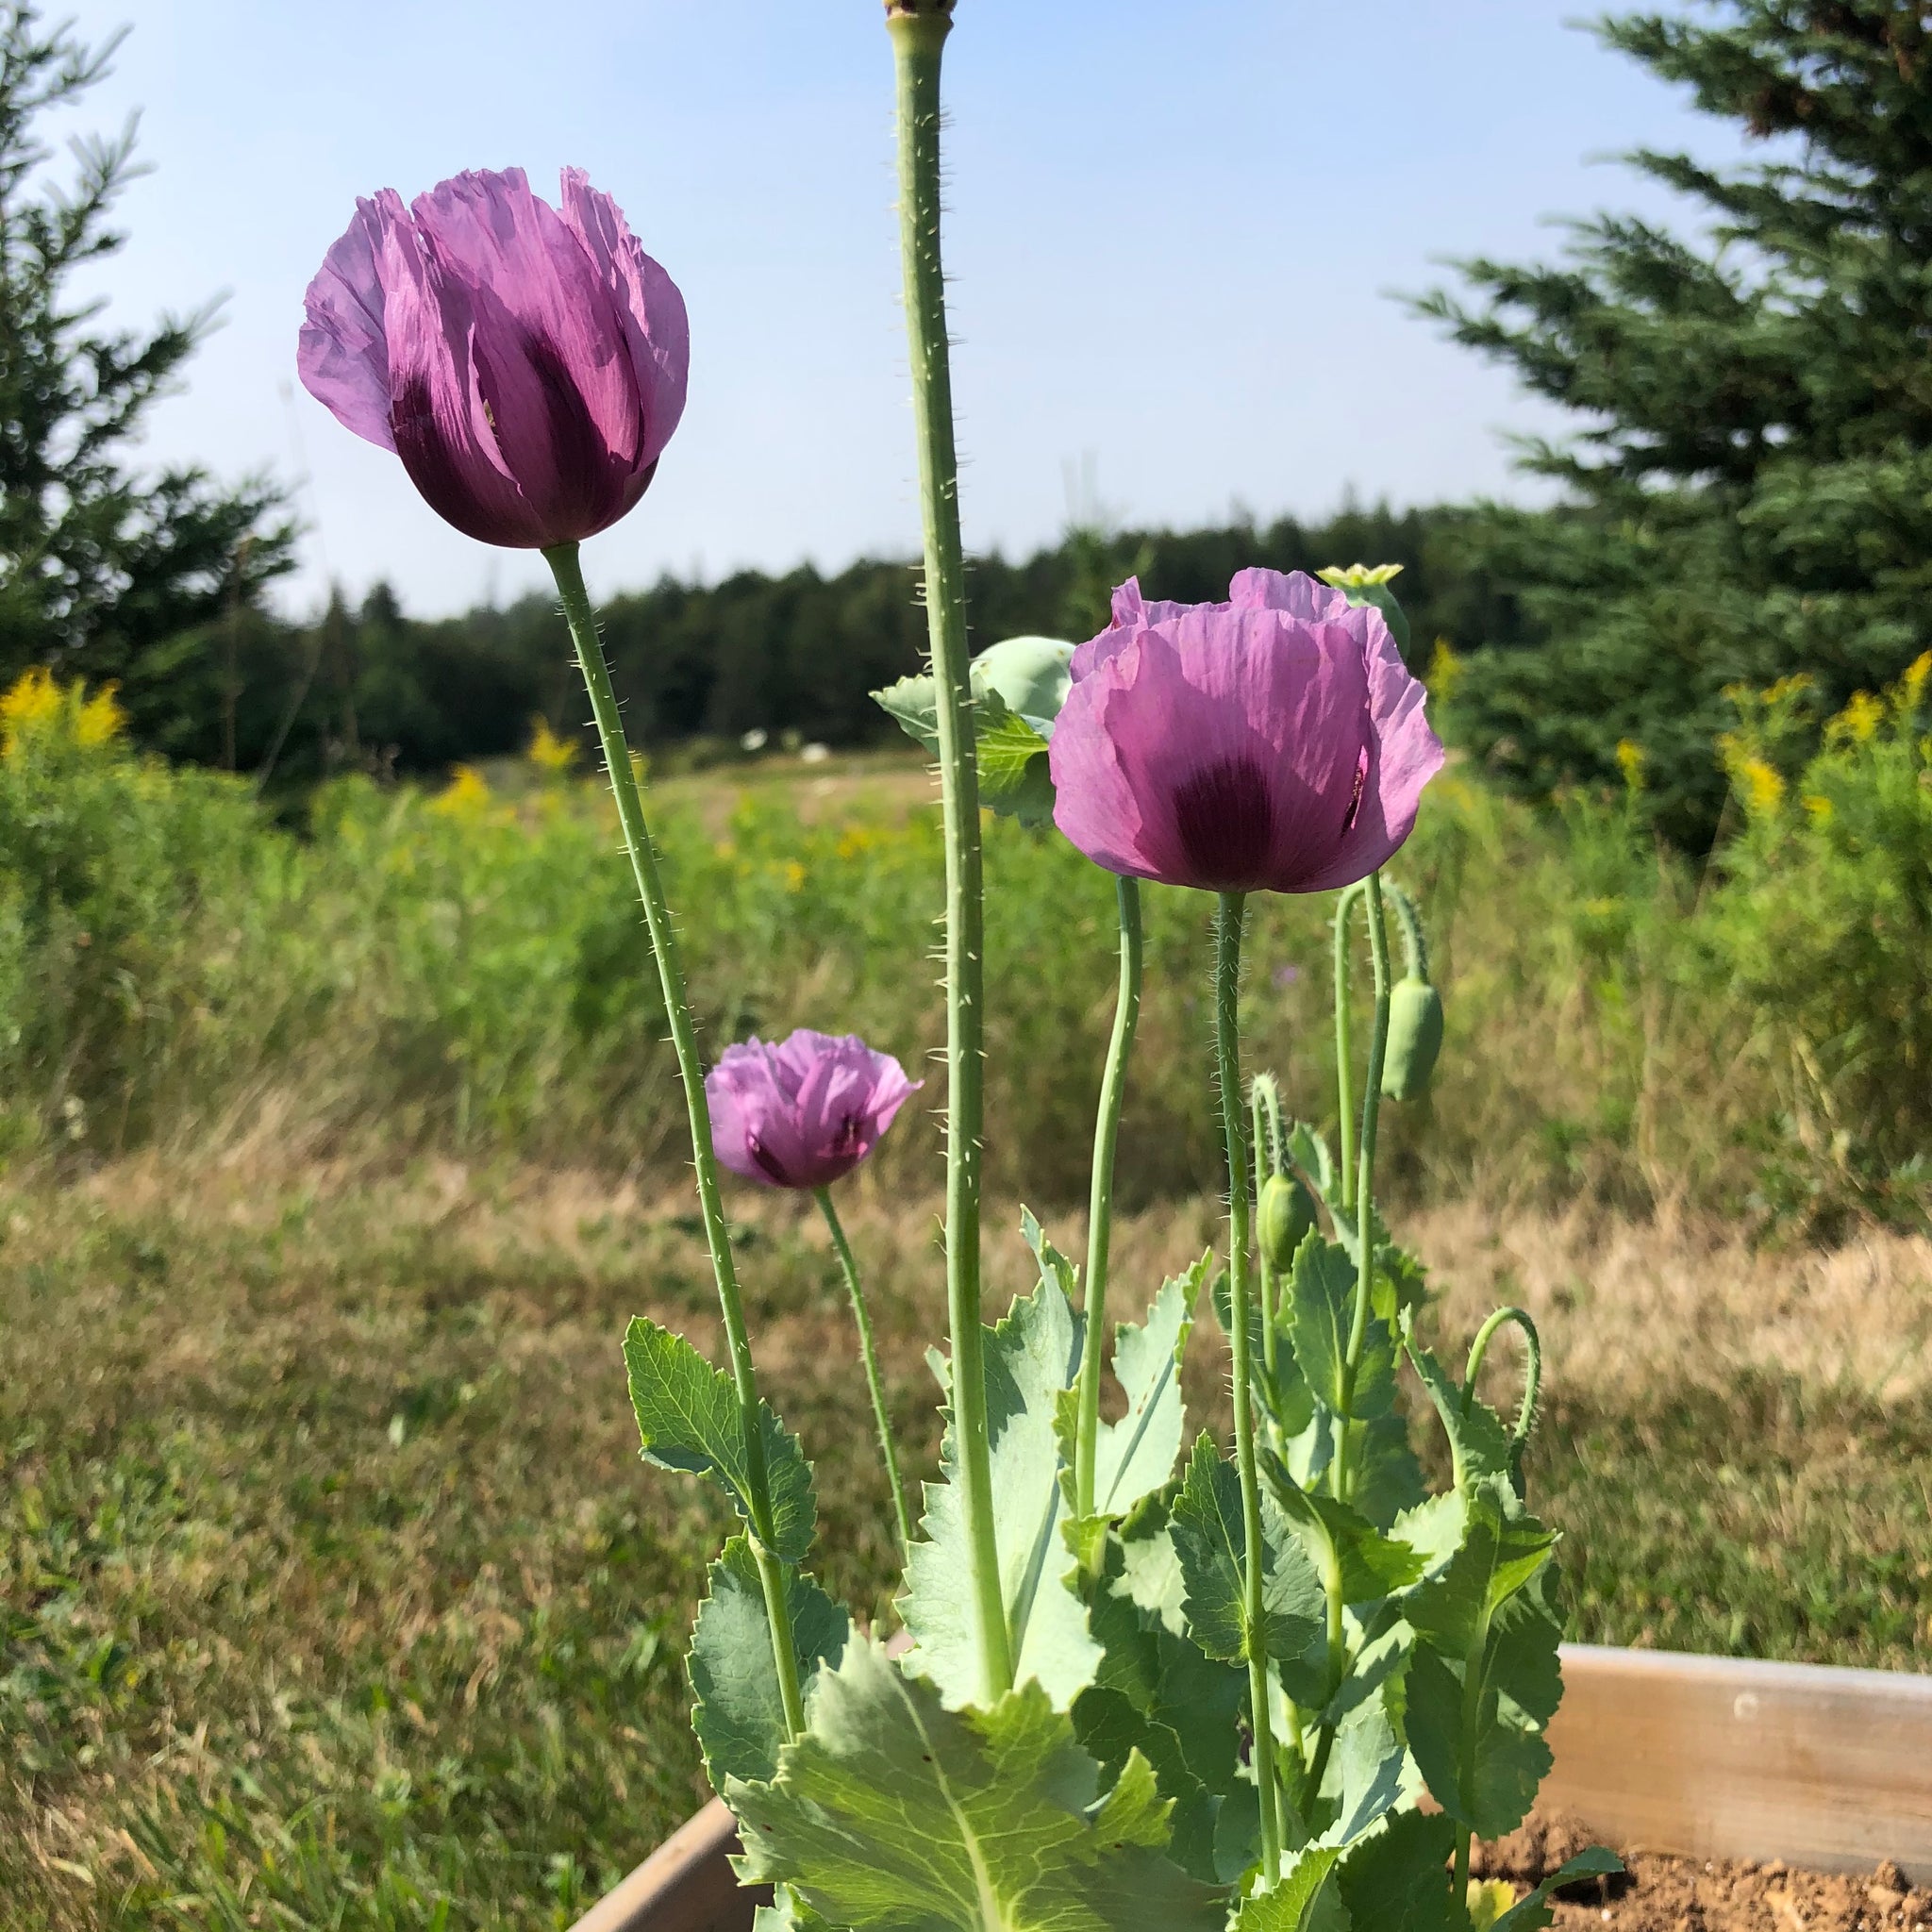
[298,166,688,550]
[1047,568,1444,894]
[708,1030,921,1191]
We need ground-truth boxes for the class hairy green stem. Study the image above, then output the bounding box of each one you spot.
[1465,1304,1543,1489]
[1385,878,1431,982]
[1214,892,1281,1887]
[1075,874,1143,1521]
[1332,882,1365,1211]
[1251,1082,1281,1400]
[816,1187,913,1558]
[1333,872,1392,1507]
[888,0,1012,1701]
[545,541,804,1740]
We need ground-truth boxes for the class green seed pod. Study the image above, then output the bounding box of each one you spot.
[1257,1169,1317,1273]
[1380,974,1444,1101]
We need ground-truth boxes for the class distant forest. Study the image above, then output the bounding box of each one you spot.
[163,501,1518,793]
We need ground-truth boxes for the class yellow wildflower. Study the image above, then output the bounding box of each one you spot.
[1898,650,1930,714]
[1737,756,1785,814]
[783,860,807,892]
[1833,691,1883,743]
[1802,793,1834,822]
[433,765,493,818]
[1,667,62,744]
[1614,738,1645,791]
[1427,638,1463,702]
[525,716,579,777]
[75,684,125,747]
[1,667,125,755]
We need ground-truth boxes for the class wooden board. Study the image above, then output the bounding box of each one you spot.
[569,1795,761,1932]
[576,1646,1932,1929]
[1542,1644,1932,1885]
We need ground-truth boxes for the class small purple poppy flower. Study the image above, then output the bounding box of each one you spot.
[298,167,689,550]
[1048,569,1445,894]
[707,1030,921,1191]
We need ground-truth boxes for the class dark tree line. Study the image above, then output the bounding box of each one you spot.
[196,500,1517,792]
[12,0,1932,848]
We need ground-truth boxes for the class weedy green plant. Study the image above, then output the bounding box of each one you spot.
[1707,658,1932,1224]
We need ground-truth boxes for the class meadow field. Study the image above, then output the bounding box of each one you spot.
[2,671,1930,1928]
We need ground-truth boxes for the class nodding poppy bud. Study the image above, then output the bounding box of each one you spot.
[1378,879,1442,1102]
[1257,1169,1318,1272]
[1381,974,1443,1102]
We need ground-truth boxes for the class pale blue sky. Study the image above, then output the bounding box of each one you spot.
[56,2,1746,618]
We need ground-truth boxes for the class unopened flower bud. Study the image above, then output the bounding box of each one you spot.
[1257,1170,1317,1272]
[1380,974,1443,1102]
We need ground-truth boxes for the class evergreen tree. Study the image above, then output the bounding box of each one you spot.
[0,5,291,739]
[1419,0,1932,841]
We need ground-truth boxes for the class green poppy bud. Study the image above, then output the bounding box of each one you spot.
[1257,1169,1317,1272]
[1380,974,1443,1101]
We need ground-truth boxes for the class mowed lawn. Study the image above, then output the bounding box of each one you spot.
[4,1156,1930,1930]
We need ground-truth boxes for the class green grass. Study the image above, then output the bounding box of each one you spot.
[3,1167,1927,1929]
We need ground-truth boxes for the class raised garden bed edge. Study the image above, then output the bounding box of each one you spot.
[570,1644,1932,1932]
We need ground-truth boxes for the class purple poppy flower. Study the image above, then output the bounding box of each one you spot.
[707,1030,922,1191]
[298,167,688,551]
[1048,569,1445,894]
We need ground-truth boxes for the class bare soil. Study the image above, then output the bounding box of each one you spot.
[1477,1815,1932,1932]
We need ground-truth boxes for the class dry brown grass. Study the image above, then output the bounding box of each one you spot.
[4,1150,1929,1929]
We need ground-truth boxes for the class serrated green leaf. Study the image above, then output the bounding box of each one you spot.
[624,1318,816,1562]
[690,1537,849,1790]
[1316,1600,1413,1733]
[1333,1808,1459,1932]
[1392,1490,1467,1573]
[1278,1399,1423,1536]
[1092,1259,1204,1518]
[731,1638,1227,1931]
[1211,1264,1314,1437]
[1285,1237,1395,1420]
[868,675,1056,824]
[1235,1844,1345,1931]
[1404,1337,1514,1491]
[1169,1435,1324,1667]
[1021,1206,1080,1302]
[872,672,941,753]
[1340,1408,1428,1532]
[1117,1486,1188,1636]
[1325,1692,1409,1845]
[1398,1479,1562,1840]
[751,1884,835,1932]
[974,690,1057,826]
[1403,1479,1556,1659]
[1489,1589,1564,1728]
[1374,1243,1430,1325]
[1490,1848,1624,1932]
[1070,1684,1224,1884]
[1261,1449,1424,1602]
[1404,1644,1552,1839]
[900,1270,1100,1709]
[1284,1122,1341,1216]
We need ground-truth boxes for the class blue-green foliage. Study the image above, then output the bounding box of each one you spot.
[622,1124,1611,1923]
